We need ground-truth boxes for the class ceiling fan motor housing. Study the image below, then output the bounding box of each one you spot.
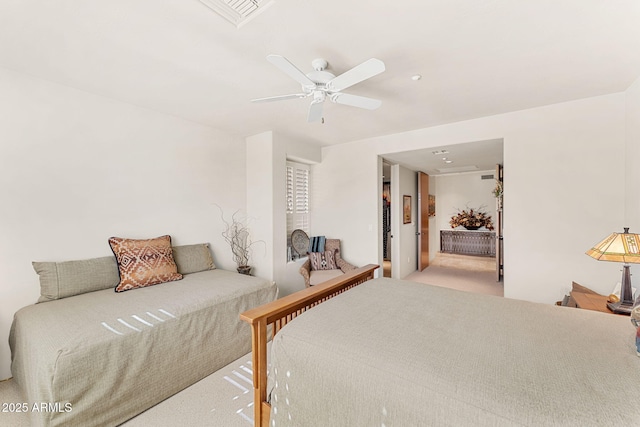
[306,70,335,86]
[305,58,335,89]
[311,58,328,71]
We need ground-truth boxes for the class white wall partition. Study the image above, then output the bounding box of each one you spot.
[246,131,321,297]
[246,131,279,281]
[313,93,627,305]
[385,162,419,278]
[392,165,418,278]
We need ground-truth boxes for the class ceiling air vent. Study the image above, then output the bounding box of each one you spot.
[481,174,494,180]
[199,0,275,28]
[436,165,479,174]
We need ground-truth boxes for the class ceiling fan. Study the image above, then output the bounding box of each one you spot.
[251,54,385,122]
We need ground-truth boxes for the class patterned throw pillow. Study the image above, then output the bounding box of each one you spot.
[309,251,338,271]
[109,235,183,292]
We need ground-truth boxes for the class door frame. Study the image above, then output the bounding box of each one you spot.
[495,164,504,281]
[417,172,430,271]
[390,164,400,278]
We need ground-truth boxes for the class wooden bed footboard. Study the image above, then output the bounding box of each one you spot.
[240,264,379,427]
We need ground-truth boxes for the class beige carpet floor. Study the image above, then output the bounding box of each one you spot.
[123,352,257,426]
[0,266,500,426]
[0,351,257,427]
[404,265,503,297]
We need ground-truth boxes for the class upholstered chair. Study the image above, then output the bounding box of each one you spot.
[299,239,357,287]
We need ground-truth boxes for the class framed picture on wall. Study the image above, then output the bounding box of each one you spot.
[428,194,436,217]
[403,195,411,224]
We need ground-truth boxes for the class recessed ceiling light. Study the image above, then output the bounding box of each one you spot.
[444,160,453,164]
[411,75,422,81]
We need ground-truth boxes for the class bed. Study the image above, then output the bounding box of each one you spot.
[10,265,277,427]
[241,265,640,426]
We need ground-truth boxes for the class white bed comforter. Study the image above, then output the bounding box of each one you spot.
[269,278,640,426]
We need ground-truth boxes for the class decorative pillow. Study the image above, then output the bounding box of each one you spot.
[309,251,338,271]
[109,235,182,292]
[172,243,216,274]
[33,256,120,303]
[309,236,326,253]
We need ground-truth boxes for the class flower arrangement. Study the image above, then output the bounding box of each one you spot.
[493,179,503,211]
[449,206,494,230]
[492,179,503,198]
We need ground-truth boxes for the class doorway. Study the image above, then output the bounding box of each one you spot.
[380,162,418,279]
[417,171,430,271]
[382,161,392,277]
[380,139,504,281]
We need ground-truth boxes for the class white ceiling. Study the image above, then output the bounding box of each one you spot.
[383,139,503,176]
[1,1,639,149]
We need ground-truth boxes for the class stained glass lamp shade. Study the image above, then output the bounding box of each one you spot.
[586,228,640,314]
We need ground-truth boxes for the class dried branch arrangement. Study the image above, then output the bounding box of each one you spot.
[218,207,263,274]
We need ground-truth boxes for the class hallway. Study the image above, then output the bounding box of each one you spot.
[390,253,502,297]
[404,265,503,297]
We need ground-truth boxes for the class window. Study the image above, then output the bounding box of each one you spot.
[286,162,310,258]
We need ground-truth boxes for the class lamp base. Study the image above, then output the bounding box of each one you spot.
[607,301,634,315]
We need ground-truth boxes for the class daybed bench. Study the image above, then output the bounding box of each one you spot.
[10,241,277,427]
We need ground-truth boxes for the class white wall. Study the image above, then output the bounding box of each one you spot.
[314,93,627,305]
[625,76,640,283]
[625,76,640,231]
[312,143,379,270]
[0,67,247,380]
[435,171,497,239]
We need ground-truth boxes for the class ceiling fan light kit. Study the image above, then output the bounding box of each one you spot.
[252,54,385,122]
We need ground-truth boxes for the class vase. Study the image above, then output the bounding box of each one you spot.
[464,225,481,230]
[237,266,252,275]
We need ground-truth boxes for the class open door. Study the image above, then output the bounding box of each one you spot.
[495,164,504,281]
[417,172,429,271]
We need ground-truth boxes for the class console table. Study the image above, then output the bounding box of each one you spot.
[440,230,496,257]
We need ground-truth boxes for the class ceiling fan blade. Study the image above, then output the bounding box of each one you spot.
[251,93,308,103]
[331,93,382,110]
[267,54,316,88]
[326,58,385,92]
[307,100,324,122]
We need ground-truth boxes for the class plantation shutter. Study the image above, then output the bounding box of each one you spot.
[286,162,310,239]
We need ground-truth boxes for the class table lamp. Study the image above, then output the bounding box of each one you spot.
[586,227,640,314]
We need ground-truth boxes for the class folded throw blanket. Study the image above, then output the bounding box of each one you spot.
[309,236,326,253]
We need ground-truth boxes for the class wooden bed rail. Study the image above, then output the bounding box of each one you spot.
[240,264,379,427]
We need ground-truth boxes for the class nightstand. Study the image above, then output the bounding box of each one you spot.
[570,291,626,315]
